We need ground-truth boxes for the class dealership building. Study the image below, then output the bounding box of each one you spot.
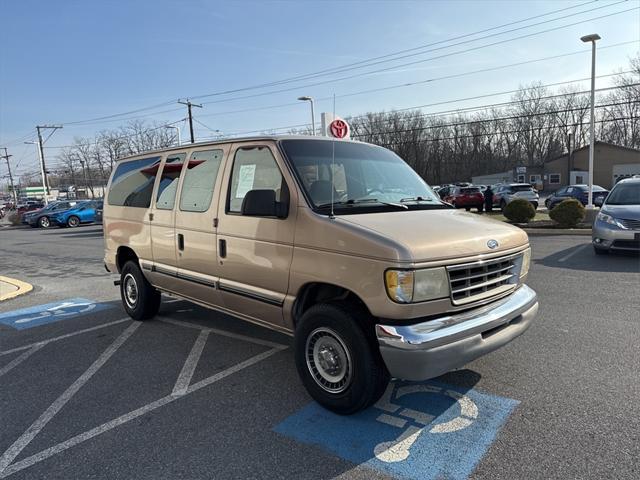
[472,141,640,191]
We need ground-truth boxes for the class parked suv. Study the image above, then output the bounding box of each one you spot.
[493,183,539,210]
[545,184,608,210]
[104,136,538,414]
[442,186,484,211]
[592,176,640,254]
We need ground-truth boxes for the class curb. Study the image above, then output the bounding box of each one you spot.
[523,228,592,236]
[0,276,34,301]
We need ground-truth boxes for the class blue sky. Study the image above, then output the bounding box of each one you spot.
[0,0,638,179]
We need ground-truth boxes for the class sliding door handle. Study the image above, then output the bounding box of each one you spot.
[177,233,184,251]
[219,239,227,258]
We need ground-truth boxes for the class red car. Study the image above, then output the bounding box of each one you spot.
[443,186,484,212]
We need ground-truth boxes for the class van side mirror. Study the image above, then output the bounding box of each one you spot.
[241,189,288,218]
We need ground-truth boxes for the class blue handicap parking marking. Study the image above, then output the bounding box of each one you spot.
[275,380,519,480]
[0,298,111,330]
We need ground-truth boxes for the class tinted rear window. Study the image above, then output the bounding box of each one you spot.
[460,187,480,194]
[108,156,161,208]
[511,185,534,192]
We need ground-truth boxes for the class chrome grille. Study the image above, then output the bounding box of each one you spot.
[447,254,519,306]
[619,218,640,230]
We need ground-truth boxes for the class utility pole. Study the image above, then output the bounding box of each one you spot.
[36,125,63,198]
[1,148,18,206]
[78,157,93,199]
[178,99,202,143]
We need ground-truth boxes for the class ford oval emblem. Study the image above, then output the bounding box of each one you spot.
[487,239,499,249]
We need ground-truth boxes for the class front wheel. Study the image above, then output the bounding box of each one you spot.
[120,261,161,320]
[67,215,80,228]
[294,303,389,415]
[38,216,50,228]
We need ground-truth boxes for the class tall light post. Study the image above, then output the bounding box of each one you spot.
[298,96,316,135]
[25,141,48,205]
[581,33,600,209]
[164,125,181,146]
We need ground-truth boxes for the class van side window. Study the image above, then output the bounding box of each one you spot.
[108,156,161,208]
[156,153,186,210]
[228,147,283,213]
[179,149,224,212]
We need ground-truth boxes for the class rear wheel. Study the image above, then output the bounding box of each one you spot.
[67,215,80,228]
[477,204,484,212]
[120,261,161,320]
[38,216,50,228]
[294,303,389,415]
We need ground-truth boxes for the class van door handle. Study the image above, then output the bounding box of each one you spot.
[219,239,226,258]
[177,233,184,251]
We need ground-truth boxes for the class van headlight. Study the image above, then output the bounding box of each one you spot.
[385,267,449,303]
[520,248,531,278]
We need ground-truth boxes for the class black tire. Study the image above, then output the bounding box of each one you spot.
[67,215,80,228]
[500,200,507,212]
[120,260,161,320]
[294,303,389,415]
[531,202,538,210]
[38,216,50,228]
[477,204,484,212]
[593,246,608,255]
[465,207,471,211]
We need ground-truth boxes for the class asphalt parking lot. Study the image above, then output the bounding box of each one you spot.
[1,225,639,479]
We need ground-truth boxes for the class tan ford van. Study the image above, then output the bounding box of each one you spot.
[103,136,538,414]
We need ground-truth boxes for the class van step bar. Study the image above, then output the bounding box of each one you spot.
[113,279,121,286]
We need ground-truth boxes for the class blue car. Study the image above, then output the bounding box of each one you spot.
[23,201,79,228]
[50,200,102,228]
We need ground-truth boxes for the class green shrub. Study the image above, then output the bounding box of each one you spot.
[503,199,536,223]
[549,198,585,227]
[8,212,21,226]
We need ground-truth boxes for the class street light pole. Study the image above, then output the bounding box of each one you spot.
[298,96,316,135]
[581,33,600,209]
[25,141,49,205]
[164,125,181,146]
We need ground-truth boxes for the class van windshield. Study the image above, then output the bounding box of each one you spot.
[280,139,443,213]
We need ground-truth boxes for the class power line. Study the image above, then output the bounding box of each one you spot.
[195,65,635,120]
[192,5,638,103]
[188,0,613,100]
[370,116,636,147]
[212,83,638,137]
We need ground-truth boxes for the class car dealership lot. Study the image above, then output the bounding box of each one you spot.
[1,227,639,479]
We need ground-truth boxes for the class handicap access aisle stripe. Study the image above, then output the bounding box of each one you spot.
[275,380,519,480]
[0,298,111,330]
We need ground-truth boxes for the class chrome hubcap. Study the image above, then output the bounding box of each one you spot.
[123,273,138,309]
[40,217,49,227]
[69,217,78,226]
[306,327,352,393]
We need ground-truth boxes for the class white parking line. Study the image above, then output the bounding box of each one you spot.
[0,322,141,474]
[159,317,288,349]
[0,344,44,378]
[558,244,590,262]
[172,329,210,397]
[0,345,286,479]
[0,318,131,357]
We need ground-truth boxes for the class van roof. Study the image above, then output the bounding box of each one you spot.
[116,135,369,162]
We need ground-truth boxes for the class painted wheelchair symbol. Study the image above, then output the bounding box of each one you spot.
[14,301,96,324]
[373,382,478,463]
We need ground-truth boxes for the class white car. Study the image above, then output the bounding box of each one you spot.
[493,183,539,210]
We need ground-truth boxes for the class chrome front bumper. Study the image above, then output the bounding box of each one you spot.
[376,285,538,380]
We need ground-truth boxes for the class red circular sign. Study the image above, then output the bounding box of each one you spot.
[329,119,349,139]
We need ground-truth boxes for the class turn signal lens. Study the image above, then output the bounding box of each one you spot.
[520,248,531,278]
[385,270,414,303]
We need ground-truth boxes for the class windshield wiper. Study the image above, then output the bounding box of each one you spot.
[399,196,435,203]
[316,198,408,210]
